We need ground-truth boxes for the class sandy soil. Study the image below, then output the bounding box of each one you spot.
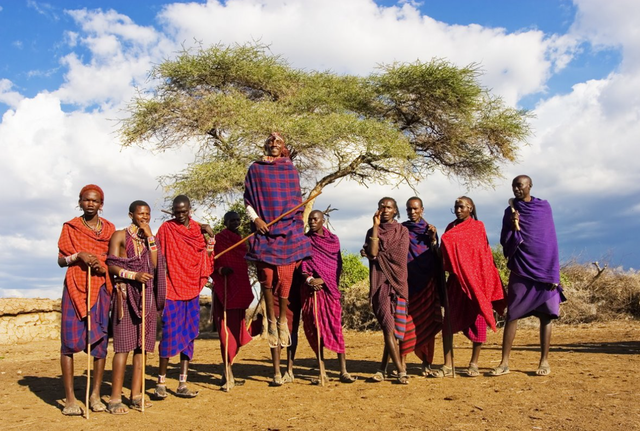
[1,321,639,430]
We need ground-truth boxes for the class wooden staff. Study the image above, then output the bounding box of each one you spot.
[141,282,146,412]
[313,290,326,387]
[508,198,521,231]
[223,275,231,391]
[215,190,322,260]
[85,266,91,419]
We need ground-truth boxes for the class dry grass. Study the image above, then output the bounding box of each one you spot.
[559,262,640,323]
[339,262,640,331]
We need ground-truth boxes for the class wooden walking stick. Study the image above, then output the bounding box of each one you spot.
[313,290,326,387]
[508,198,521,231]
[85,266,92,419]
[215,190,322,260]
[141,282,146,412]
[223,275,231,390]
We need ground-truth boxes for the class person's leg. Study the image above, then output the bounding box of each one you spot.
[130,350,142,399]
[270,346,284,386]
[490,319,517,375]
[384,330,409,384]
[537,315,552,375]
[259,265,278,347]
[467,342,482,376]
[176,352,198,396]
[60,353,77,409]
[91,357,106,401]
[108,352,129,414]
[337,352,357,383]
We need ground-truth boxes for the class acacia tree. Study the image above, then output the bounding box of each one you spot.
[120,43,530,215]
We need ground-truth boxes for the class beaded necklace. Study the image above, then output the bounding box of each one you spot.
[126,224,146,257]
[81,215,103,236]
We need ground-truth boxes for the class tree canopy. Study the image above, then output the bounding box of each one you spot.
[120,43,530,210]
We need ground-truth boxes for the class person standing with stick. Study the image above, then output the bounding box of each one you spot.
[300,210,357,385]
[106,200,166,413]
[243,132,311,386]
[362,197,411,385]
[154,195,214,398]
[57,184,115,416]
[490,175,566,377]
[211,211,254,392]
[432,196,504,378]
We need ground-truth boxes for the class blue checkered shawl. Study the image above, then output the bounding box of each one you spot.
[244,157,311,265]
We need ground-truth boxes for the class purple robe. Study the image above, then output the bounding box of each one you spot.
[500,197,565,320]
[106,231,167,352]
[300,227,346,354]
[243,157,311,265]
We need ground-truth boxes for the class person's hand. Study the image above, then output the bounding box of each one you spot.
[135,272,154,283]
[220,267,234,276]
[200,223,214,237]
[360,248,367,257]
[372,210,381,227]
[310,278,324,291]
[92,263,106,275]
[427,224,437,243]
[254,218,269,234]
[78,251,97,267]
[139,222,154,238]
[511,210,520,230]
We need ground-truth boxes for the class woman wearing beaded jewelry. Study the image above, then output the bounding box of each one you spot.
[57,184,115,416]
[106,200,167,414]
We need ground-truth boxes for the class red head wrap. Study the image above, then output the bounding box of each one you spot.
[79,184,105,202]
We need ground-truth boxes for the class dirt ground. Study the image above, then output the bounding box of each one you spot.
[1,321,639,431]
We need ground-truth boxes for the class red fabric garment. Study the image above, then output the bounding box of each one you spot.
[58,217,115,319]
[212,229,254,310]
[213,295,252,364]
[157,218,213,301]
[440,218,504,332]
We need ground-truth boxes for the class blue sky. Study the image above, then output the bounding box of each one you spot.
[1,0,639,298]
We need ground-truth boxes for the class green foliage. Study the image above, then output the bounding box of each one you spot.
[120,43,530,209]
[491,244,510,286]
[339,250,369,292]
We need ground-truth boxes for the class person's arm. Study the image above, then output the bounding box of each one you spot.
[246,204,269,234]
[199,222,215,257]
[107,231,153,283]
[138,222,158,268]
[365,210,381,258]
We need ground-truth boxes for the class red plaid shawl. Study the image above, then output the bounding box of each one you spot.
[243,157,311,265]
[58,217,115,319]
[157,219,213,301]
[212,228,254,310]
[441,218,504,331]
[365,221,409,301]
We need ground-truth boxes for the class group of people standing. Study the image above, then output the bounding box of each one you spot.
[56,132,565,417]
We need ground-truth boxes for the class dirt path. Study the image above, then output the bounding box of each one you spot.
[1,321,638,430]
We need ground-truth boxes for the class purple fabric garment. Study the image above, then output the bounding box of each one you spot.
[243,157,311,265]
[301,227,342,299]
[500,197,560,284]
[365,221,410,301]
[106,231,167,353]
[402,219,439,296]
[106,231,167,314]
[300,227,346,353]
[506,273,564,321]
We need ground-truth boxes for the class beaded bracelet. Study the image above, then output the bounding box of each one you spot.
[306,276,314,286]
[206,237,215,252]
[65,253,78,266]
[118,269,137,280]
[147,235,158,251]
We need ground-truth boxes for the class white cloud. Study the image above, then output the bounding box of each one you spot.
[0,79,25,108]
[3,0,640,297]
[157,0,576,106]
